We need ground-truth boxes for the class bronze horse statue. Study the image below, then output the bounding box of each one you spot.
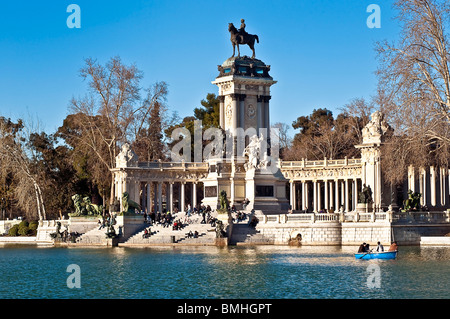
[228,23,259,59]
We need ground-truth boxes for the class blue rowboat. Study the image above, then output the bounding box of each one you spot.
[355,250,398,260]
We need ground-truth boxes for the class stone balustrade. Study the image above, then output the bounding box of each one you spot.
[256,211,450,225]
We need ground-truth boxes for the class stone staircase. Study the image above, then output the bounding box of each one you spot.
[75,227,110,245]
[123,213,217,245]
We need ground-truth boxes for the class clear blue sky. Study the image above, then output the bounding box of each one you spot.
[0,0,400,135]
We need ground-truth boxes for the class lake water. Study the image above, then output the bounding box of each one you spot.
[0,245,449,299]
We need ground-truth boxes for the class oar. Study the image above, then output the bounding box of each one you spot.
[359,250,372,259]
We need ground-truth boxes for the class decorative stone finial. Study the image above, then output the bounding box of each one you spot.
[361,111,393,144]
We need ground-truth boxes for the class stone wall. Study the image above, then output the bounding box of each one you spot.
[231,212,450,246]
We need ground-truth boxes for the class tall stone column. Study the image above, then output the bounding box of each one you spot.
[239,94,246,129]
[290,180,294,210]
[345,179,350,212]
[317,181,322,212]
[324,180,328,210]
[193,182,197,209]
[313,180,318,213]
[219,95,225,129]
[169,182,174,214]
[302,181,306,211]
[181,182,186,213]
[157,181,163,214]
[431,166,436,207]
[147,182,152,213]
[257,95,263,134]
[329,180,333,210]
[293,182,297,210]
[335,179,339,211]
[230,94,238,135]
[263,95,271,131]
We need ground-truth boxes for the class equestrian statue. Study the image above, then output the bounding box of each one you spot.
[228,19,259,59]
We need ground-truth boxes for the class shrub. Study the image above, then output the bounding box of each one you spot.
[18,225,30,236]
[18,220,29,228]
[8,225,19,236]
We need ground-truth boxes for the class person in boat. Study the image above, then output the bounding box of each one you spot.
[365,244,371,252]
[358,243,366,253]
[376,241,384,252]
[388,241,398,252]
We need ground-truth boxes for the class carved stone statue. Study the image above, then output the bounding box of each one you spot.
[218,190,229,213]
[361,111,393,144]
[228,21,259,59]
[243,135,268,170]
[121,192,142,215]
[403,190,421,211]
[215,220,226,238]
[358,184,373,204]
[70,194,103,216]
[116,143,138,168]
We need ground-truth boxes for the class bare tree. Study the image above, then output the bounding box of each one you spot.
[376,0,450,168]
[66,56,168,207]
[0,117,46,220]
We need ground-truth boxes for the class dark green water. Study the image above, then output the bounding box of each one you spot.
[0,245,449,299]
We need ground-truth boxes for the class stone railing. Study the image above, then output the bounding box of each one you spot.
[138,161,209,170]
[392,211,450,224]
[280,157,362,169]
[257,211,450,225]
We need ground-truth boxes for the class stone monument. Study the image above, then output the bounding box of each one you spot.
[202,20,289,214]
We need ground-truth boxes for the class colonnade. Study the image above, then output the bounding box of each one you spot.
[408,166,449,208]
[140,181,203,214]
[289,178,361,213]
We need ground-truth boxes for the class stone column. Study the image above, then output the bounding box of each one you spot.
[301,181,305,211]
[421,167,427,207]
[329,180,333,210]
[157,181,163,214]
[324,180,328,211]
[345,179,350,212]
[257,95,263,134]
[304,181,309,211]
[335,179,339,211]
[264,96,271,131]
[181,182,185,213]
[290,180,294,210]
[169,182,174,214]
[441,167,446,206]
[431,166,436,207]
[317,181,322,212]
[193,182,197,209]
[239,94,246,129]
[230,94,238,135]
[147,182,152,213]
[293,182,297,210]
[313,180,318,213]
[408,165,415,192]
[219,95,225,129]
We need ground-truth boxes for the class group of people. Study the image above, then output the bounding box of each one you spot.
[358,241,398,253]
[186,230,199,238]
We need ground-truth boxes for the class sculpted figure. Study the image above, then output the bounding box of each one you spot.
[228,20,259,59]
[122,192,142,215]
